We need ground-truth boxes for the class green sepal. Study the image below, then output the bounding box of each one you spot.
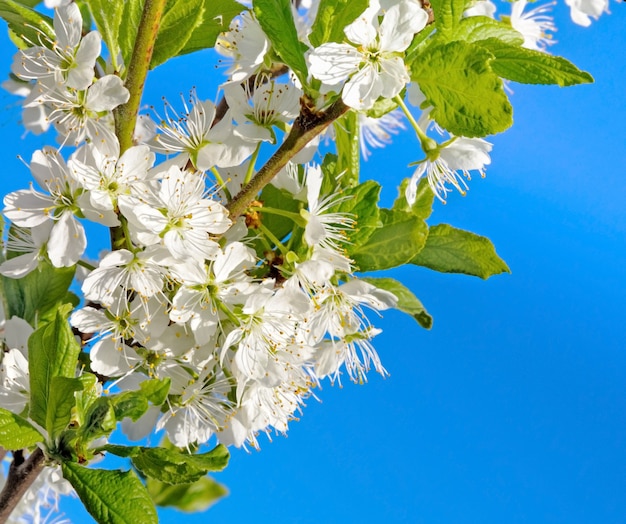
[28,304,80,429]
[479,38,594,86]
[351,209,428,272]
[411,40,513,137]
[61,462,158,524]
[411,223,510,279]
[0,407,43,450]
[308,0,369,47]
[147,475,228,512]
[253,0,309,86]
[361,277,433,329]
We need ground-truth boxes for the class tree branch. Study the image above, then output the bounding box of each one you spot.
[0,448,45,523]
[226,98,349,219]
[114,0,168,155]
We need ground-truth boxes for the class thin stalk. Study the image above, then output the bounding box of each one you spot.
[394,95,437,153]
[249,206,306,227]
[258,223,288,255]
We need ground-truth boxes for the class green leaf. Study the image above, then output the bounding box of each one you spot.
[333,111,360,188]
[147,475,228,512]
[131,444,229,485]
[139,377,171,405]
[46,376,83,441]
[0,408,43,450]
[84,0,124,71]
[259,184,301,241]
[110,390,149,423]
[393,178,435,221]
[330,180,382,251]
[79,397,117,441]
[118,0,144,68]
[150,0,204,68]
[411,223,510,279]
[178,0,243,55]
[352,209,428,272]
[0,0,54,47]
[479,39,594,86]
[1,260,75,325]
[62,463,158,524]
[453,16,524,45]
[309,0,369,47]
[411,40,513,137]
[361,277,433,329]
[28,304,80,428]
[74,373,100,427]
[430,0,469,36]
[253,0,309,85]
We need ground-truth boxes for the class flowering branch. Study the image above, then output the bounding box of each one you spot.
[226,98,349,219]
[114,0,167,154]
[0,449,45,523]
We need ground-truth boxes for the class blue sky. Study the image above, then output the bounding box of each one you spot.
[2,3,626,522]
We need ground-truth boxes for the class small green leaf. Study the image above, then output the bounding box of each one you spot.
[28,304,80,428]
[309,0,369,47]
[259,184,302,241]
[139,377,171,405]
[62,463,158,524]
[178,0,243,55]
[102,444,141,458]
[430,0,470,36]
[393,178,435,221]
[111,390,149,423]
[74,373,100,427]
[330,180,382,251]
[0,0,54,47]
[411,223,510,279]
[1,260,75,325]
[79,397,116,441]
[453,16,524,45]
[46,376,83,441]
[352,209,428,272]
[131,444,230,485]
[333,111,360,188]
[0,408,43,450]
[84,0,124,71]
[147,475,228,512]
[479,39,594,86]
[411,40,513,137]
[253,0,309,85]
[361,277,433,329]
[150,0,204,68]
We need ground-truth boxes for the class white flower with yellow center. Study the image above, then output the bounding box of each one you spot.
[308,0,428,110]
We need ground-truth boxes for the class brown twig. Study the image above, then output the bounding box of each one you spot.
[0,448,45,523]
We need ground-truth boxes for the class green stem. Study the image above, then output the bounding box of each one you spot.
[111,0,166,251]
[226,99,350,220]
[114,0,167,155]
[77,259,96,271]
[244,142,262,185]
[211,167,232,201]
[394,95,437,153]
[249,206,306,227]
[258,223,288,255]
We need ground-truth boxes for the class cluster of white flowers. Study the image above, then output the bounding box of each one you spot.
[0,0,614,458]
